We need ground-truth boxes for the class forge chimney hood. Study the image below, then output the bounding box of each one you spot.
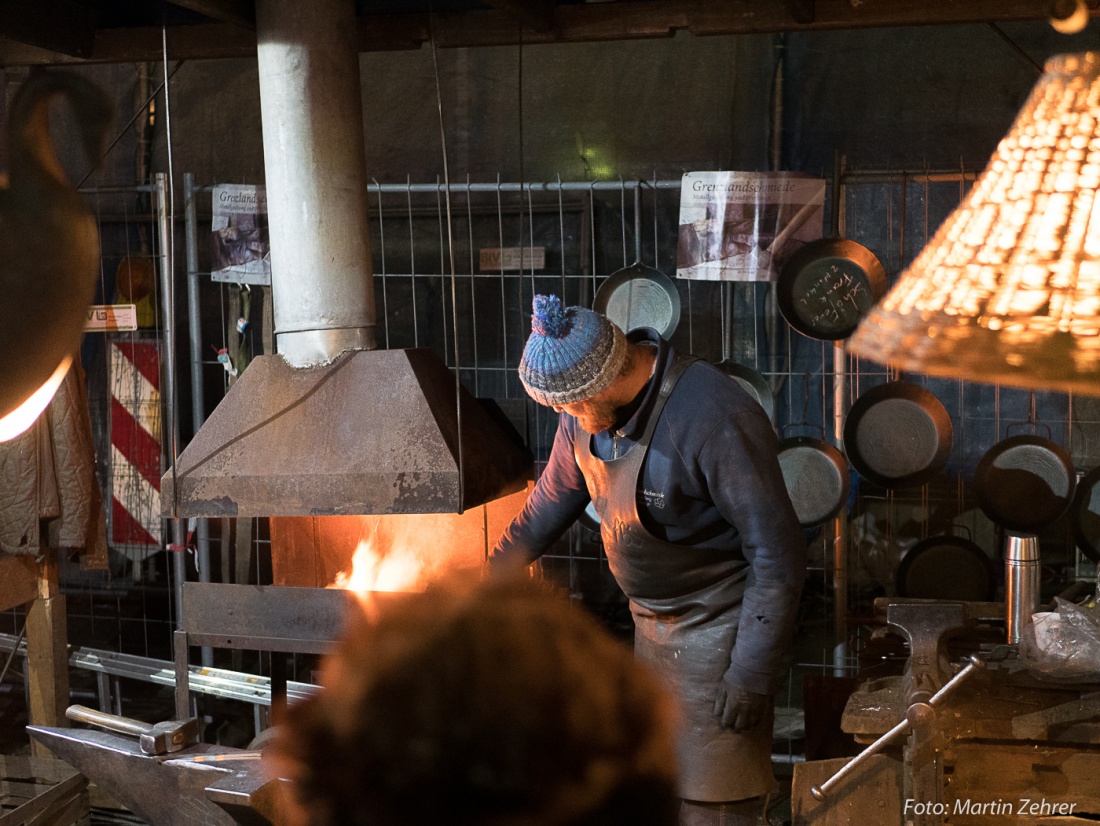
[161,349,532,517]
[162,0,532,518]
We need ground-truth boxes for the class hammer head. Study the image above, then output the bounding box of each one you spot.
[139,717,201,755]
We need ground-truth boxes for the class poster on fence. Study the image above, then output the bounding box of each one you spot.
[676,172,826,282]
[211,184,271,285]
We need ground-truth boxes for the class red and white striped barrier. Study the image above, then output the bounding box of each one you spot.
[109,340,162,556]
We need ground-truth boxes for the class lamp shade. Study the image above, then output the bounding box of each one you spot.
[0,71,111,439]
[846,52,1100,395]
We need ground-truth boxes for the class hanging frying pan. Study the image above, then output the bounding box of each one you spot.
[594,186,681,338]
[776,238,887,340]
[593,263,681,338]
[716,360,774,422]
[777,431,850,527]
[1069,465,1100,563]
[776,167,887,341]
[842,381,953,489]
[975,433,1076,532]
[895,534,997,602]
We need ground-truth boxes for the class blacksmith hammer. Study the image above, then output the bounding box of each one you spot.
[65,704,200,755]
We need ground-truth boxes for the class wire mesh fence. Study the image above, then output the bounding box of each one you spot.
[4,167,1096,757]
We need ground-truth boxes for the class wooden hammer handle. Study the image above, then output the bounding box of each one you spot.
[65,704,149,737]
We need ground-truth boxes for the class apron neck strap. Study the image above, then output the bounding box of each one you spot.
[637,353,698,447]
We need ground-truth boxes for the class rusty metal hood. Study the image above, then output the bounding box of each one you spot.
[161,348,532,517]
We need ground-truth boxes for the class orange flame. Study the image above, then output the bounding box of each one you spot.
[327,515,475,605]
[330,531,425,595]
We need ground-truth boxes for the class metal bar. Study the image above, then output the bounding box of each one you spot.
[367,179,682,194]
[811,655,985,801]
[77,184,159,195]
[374,180,391,349]
[155,173,188,633]
[184,172,213,669]
[0,771,87,826]
[840,170,978,185]
[180,582,355,642]
[96,172,991,202]
[830,160,849,677]
[180,633,333,655]
[95,672,111,713]
[174,629,191,720]
[0,632,319,708]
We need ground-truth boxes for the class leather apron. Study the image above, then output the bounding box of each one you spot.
[574,355,774,802]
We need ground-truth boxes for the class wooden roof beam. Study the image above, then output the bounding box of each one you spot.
[167,0,255,30]
[481,0,557,34]
[0,0,1074,65]
[0,0,98,59]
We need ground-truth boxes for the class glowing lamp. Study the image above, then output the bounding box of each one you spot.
[846,52,1100,395]
[0,71,112,441]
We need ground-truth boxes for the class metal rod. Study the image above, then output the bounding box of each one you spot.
[182,174,985,198]
[313,179,687,195]
[184,173,213,668]
[633,184,642,262]
[156,174,187,631]
[429,24,465,515]
[76,62,187,189]
[0,623,25,686]
[838,170,978,185]
[170,751,263,764]
[831,156,849,677]
[811,655,985,801]
[986,22,1045,75]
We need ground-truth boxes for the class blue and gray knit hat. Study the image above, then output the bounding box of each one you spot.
[519,295,627,406]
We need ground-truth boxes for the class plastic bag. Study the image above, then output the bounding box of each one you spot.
[1019,597,1100,683]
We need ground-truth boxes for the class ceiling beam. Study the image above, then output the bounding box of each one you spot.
[168,0,255,30]
[357,0,1063,51]
[481,0,557,34]
[0,0,1068,65]
[0,0,98,59]
[783,0,815,26]
[91,23,256,63]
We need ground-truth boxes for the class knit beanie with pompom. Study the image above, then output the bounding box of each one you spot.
[519,295,627,407]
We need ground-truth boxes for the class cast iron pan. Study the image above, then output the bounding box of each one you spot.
[778,435,850,527]
[1069,465,1100,563]
[895,535,997,602]
[716,360,774,422]
[776,238,887,340]
[593,262,681,338]
[975,434,1076,532]
[842,382,953,489]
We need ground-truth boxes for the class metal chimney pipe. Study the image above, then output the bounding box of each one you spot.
[255,0,376,367]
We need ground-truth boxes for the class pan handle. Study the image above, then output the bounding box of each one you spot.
[950,524,973,543]
[1006,420,1052,440]
[768,199,820,260]
[780,422,827,441]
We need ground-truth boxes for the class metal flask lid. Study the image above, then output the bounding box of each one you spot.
[1005,532,1040,563]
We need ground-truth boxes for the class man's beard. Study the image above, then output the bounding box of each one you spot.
[574,399,618,434]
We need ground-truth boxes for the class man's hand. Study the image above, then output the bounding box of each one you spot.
[713,678,769,733]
